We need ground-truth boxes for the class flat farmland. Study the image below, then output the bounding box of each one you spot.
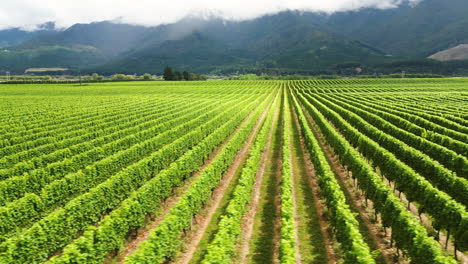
[0,79,467,264]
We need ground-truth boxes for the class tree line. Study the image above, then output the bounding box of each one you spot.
[163,66,207,81]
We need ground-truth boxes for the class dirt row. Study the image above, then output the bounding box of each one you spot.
[290,106,337,264]
[236,95,281,263]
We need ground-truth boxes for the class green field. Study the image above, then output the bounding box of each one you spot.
[0,79,467,264]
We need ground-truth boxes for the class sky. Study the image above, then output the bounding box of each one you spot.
[0,0,421,30]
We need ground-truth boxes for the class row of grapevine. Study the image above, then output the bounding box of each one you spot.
[0,84,254,144]
[289,90,376,263]
[199,90,279,263]
[382,99,468,126]
[338,93,468,158]
[0,97,134,141]
[0,93,242,200]
[294,89,460,263]
[124,90,275,264]
[0,98,171,154]
[0,92,270,263]
[322,93,468,173]
[0,90,237,159]
[279,88,298,264]
[0,94,257,240]
[46,91,273,264]
[0,81,241,130]
[350,94,468,144]
[0,80,465,263]
[0,98,194,177]
[307,93,468,206]
[298,91,468,250]
[356,92,467,124]
[373,98,468,135]
[0,97,227,205]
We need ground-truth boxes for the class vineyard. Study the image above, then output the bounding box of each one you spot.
[0,79,467,264]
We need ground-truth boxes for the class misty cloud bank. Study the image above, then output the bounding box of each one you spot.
[0,0,422,30]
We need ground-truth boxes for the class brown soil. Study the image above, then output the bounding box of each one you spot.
[173,100,274,264]
[300,103,398,264]
[236,100,280,264]
[271,114,284,264]
[291,107,337,264]
[429,44,468,62]
[287,117,302,264]
[113,108,261,263]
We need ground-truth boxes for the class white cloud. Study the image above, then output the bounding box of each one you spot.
[0,0,422,30]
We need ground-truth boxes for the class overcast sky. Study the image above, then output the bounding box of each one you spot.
[0,0,421,30]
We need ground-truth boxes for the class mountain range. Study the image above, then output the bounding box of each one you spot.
[1,0,468,75]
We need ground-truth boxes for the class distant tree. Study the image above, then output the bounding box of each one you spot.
[143,73,151,80]
[112,74,127,81]
[174,71,183,81]
[82,75,93,81]
[182,71,190,81]
[163,67,205,81]
[172,71,179,80]
[189,72,197,80]
[92,73,99,80]
[163,66,174,80]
